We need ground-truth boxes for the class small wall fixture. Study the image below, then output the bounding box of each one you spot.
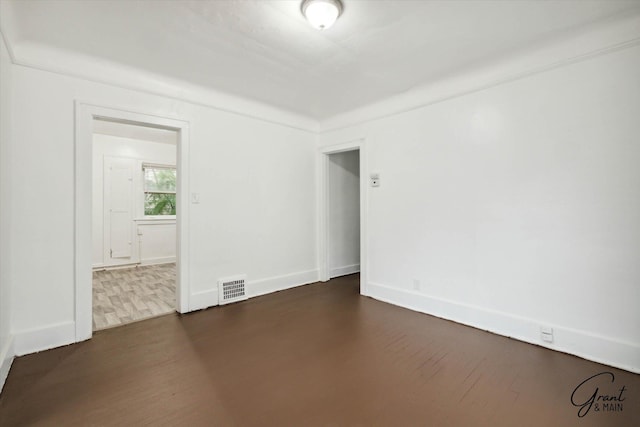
[301,0,343,30]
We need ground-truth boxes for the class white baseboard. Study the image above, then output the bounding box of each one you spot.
[189,288,219,312]
[249,269,319,298]
[92,263,138,271]
[0,334,14,395]
[140,256,176,266]
[368,281,640,374]
[13,321,76,357]
[189,269,319,312]
[10,270,319,357]
[330,264,360,278]
[93,257,175,271]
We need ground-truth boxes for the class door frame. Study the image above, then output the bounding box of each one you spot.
[75,102,191,342]
[317,139,368,295]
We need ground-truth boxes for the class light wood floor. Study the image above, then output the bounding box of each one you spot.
[92,263,176,330]
[1,274,638,426]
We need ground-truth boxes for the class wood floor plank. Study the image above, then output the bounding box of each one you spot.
[1,274,638,426]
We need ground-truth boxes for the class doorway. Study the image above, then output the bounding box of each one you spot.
[318,140,367,294]
[328,150,360,278]
[91,119,178,330]
[75,103,191,342]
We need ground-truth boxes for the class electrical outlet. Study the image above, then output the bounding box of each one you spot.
[540,326,554,343]
[413,279,421,291]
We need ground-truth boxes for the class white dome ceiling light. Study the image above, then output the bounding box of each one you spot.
[301,0,343,30]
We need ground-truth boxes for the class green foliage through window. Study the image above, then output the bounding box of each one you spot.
[144,166,176,216]
[145,193,176,215]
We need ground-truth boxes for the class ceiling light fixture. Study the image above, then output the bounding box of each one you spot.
[301,0,343,30]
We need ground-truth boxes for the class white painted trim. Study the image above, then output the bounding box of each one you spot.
[0,334,14,394]
[5,42,316,133]
[330,264,360,279]
[13,321,75,356]
[93,263,138,271]
[320,13,640,131]
[0,358,13,395]
[140,256,176,266]
[134,218,176,224]
[175,120,190,315]
[189,288,219,312]
[0,19,17,64]
[317,153,329,282]
[189,270,319,311]
[75,102,191,344]
[3,9,639,134]
[368,282,640,374]
[318,140,368,295]
[248,269,319,299]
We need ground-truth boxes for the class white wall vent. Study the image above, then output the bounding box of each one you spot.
[218,275,248,305]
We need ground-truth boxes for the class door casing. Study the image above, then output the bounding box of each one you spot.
[75,102,191,342]
[317,139,368,295]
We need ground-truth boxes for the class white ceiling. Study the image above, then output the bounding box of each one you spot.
[3,0,640,120]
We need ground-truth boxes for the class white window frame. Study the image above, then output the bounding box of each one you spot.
[142,162,177,219]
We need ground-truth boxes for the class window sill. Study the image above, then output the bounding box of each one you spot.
[134,216,176,223]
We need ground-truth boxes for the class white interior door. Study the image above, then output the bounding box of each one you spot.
[104,157,135,265]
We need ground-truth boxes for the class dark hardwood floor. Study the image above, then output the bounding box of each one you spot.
[1,274,638,426]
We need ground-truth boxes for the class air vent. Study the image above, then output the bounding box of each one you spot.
[218,275,248,305]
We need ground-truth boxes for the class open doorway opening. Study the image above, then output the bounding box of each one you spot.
[318,140,367,294]
[328,150,360,279]
[75,103,190,342]
[91,118,178,330]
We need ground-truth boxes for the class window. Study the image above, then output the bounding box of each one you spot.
[143,164,176,216]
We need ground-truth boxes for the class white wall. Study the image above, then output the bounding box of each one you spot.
[92,133,177,268]
[136,220,176,266]
[8,64,317,352]
[329,150,360,278]
[320,44,640,373]
[0,33,15,391]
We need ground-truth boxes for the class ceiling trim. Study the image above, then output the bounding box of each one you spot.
[320,13,640,133]
[3,8,639,135]
[0,34,318,134]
